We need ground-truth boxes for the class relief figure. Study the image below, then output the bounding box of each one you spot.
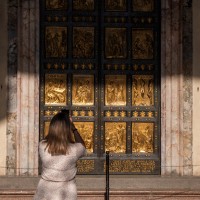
[105,28,127,58]
[106,0,126,11]
[132,123,153,153]
[147,79,153,105]
[132,79,139,105]
[132,30,153,59]
[74,122,94,153]
[140,79,145,98]
[45,27,67,57]
[132,0,154,12]
[106,81,115,105]
[72,75,94,105]
[105,75,126,106]
[105,122,126,153]
[73,27,94,58]
[132,75,154,106]
[45,75,66,105]
[73,0,94,10]
[46,0,67,9]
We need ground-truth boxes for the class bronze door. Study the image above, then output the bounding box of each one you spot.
[40,0,161,174]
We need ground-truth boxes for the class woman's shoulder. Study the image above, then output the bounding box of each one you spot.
[39,140,47,149]
[40,139,47,144]
[69,143,86,157]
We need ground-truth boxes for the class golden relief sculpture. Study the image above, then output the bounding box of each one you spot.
[105,122,126,153]
[45,27,67,57]
[44,122,50,137]
[46,0,67,9]
[73,27,94,58]
[132,123,153,153]
[105,0,126,11]
[105,75,126,106]
[105,28,127,59]
[132,0,154,12]
[73,0,94,10]
[45,74,67,105]
[72,75,94,105]
[132,29,154,59]
[74,122,94,153]
[104,160,156,173]
[77,160,94,173]
[132,75,154,106]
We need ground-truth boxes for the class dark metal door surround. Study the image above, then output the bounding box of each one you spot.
[40,0,161,174]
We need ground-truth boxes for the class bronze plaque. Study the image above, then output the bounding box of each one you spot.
[73,27,94,58]
[132,75,154,106]
[105,75,126,106]
[132,123,153,153]
[45,74,67,105]
[105,0,126,11]
[132,0,154,12]
[105,28,127,59]
[45,27,67,58]
[77,160,95,173]
[46,0,67,10]
[74,122,94,153]
[105,122,126,153]
[132,29,154,59]
[72,75,94,105]
[104,160,156,173]
[73,0,94,10]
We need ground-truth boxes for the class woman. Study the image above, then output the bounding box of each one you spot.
[34,110,86,200]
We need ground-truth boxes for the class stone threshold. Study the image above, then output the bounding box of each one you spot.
[0,190,200,200]
[1,176,200,191]
[1,190,200,197]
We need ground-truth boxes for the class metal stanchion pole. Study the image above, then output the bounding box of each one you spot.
[106,151,109,200]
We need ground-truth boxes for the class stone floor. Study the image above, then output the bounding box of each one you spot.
[1,176,200,199]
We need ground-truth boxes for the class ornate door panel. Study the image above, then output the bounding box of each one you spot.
[40,0,160,174]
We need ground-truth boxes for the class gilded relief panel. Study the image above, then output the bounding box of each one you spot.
[132,0,154,12]
[105,0,126,11]
[105,75,126,106]
[46,0,67,10]
[105,122,126,153]
[45,27,67,57]
[74,122,94,153]
[105,28,127,59]
[45,74,67,105]
[104,160,156,173]
[73,27,94,58]
[132,123,153,153]
[132,29,154,59]
[72,75,94,105]
[73,0,94,10]
[132,75,154,106]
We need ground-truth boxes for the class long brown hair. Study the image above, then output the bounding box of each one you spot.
[44,112,74,155]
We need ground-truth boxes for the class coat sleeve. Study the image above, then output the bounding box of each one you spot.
[75,143,86,158]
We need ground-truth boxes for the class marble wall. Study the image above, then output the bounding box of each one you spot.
[161,0,193,176]
[3,0,196,176]
[7,0,40,176]
[193,0,200,176]
[0,0,8,175]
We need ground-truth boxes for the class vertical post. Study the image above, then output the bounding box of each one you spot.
[106,151,109,200]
